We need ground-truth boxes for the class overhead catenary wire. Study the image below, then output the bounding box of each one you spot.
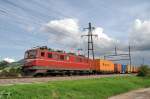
[104,44,133,67]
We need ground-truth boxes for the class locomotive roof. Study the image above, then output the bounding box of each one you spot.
[27,46,86,58]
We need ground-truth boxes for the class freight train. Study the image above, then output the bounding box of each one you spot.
[22,46,138,76]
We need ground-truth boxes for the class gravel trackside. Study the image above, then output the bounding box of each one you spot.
[0,74,131,85]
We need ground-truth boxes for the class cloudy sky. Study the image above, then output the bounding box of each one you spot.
[0,0,150,65]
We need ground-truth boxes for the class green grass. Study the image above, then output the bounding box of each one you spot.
[0,76,150,99]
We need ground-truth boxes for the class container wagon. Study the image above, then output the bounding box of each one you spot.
[130,65,133,73]
[121,64,127,74]
[126,65,132,73]
[114,64,122,73]
[132,66,138,73]
[94,59,114,74]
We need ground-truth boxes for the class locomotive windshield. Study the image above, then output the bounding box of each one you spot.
[25,50,37,59]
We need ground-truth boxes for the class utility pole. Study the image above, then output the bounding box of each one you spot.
[142,57,144,66]
[81,22,98,60]
[115,46,117,55]
[104,55,106,60]
[128,45,132,72]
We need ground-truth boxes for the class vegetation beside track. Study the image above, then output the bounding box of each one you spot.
[137,65,150,77]
[0,76,150,99]
[0,60,23,77]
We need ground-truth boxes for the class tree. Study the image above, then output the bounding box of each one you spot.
[0,61,9,69]
[137,65,150,77]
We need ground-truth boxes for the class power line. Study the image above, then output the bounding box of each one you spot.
[104,44,133,68]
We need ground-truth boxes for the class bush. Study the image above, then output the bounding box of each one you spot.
[0,67,21,77]
[137,65,150,77]
[8,68,21,77]
[0,61,9,69]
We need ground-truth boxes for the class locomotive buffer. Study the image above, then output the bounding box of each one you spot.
[81,22,98,60]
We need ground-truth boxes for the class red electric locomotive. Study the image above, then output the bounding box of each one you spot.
[23,46,93,76]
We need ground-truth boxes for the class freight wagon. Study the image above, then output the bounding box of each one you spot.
[121,64,127,74]
[130,65,133,73]
[126,65,132,73]
[94,59,114,74]
[114,64,122,73]
[132,66,139,73]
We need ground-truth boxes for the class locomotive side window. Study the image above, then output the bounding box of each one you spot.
[60,55,65,60]
[25,50,37,59]
[41,52,45,57]
[24,52,28,59]
[48,53,52,58]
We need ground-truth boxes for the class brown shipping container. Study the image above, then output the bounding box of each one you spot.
[114,64,122,73]
[118,64,122,73]
[130,66,138,73]
[95,59,114,73]
[114,64,117,73]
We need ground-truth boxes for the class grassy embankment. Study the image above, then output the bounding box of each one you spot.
[0,76,150,99]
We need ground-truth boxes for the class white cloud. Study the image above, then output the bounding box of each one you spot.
[3,57,15,63]
[93,27,112,41]
[92,27,115,49]
[129,19,150,51]
[40,18,116,56]
[40,18,79,36]
[40,18,81,47]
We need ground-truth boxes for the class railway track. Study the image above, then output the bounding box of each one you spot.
[0,74,134,85]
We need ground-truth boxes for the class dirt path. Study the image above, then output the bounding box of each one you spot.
[0,74,131,85]
[109,88,150,99]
